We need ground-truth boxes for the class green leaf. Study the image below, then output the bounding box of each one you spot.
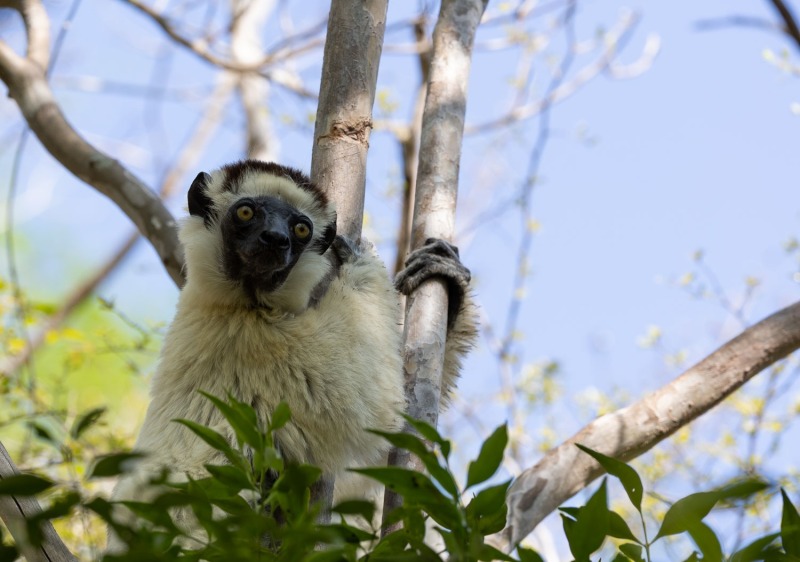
[608,510,639,542]
[370,429,458,497]
[781,488,800,556]
[466,424,508,488]
[655,491,718,540]
[34,490,81,520]
[173,418,248,472]
[467,481,510,518]
[87,452,145,478]
[576,444,643,512]
[402,414,451,459]
[199,391,262,450]
[332,499,376,522]
[353,467,460,528]
[687,520,722,562]
[717,477,770,502]
[70,407,107,440]
[619,543,644,562]
[203,463,253,491]
[270,402,292,430]
[730,532,780,562]
[517,546,545,562]
[466,480,511,535]
[27,420,63,449]
[0,474,54,496]
[568,478,610,559]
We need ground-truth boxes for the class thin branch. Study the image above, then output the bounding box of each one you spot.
[230,0,278,161]
[467,9,645,135]
[394,16,431,275]
[383,0,488,532]
[121,0,325,87]
[493,299,800,549]
[769,0,800,51]
[2,72,236,377]
[695,16,779,34]
[0,34,184,286]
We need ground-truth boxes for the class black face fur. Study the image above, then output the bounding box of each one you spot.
[220,195,314,298]
[187,161,338,303]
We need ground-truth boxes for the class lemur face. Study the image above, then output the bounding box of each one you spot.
[184,161,338,306]
[220,195,315,294]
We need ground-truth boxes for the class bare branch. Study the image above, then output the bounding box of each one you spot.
[383,0,487,531]
[769,0,800,51]
[495,299,800,548]
[0,38,184,286]
[231,0,278,161]
[0,442,77,561]
[468,10,645,135]
[310,0,389,240]
[394,16,431,274]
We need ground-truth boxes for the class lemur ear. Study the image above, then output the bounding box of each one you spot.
[188,172,215,226]
[315,218,337,255]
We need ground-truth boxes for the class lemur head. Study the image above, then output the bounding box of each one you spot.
[180,160,337,312]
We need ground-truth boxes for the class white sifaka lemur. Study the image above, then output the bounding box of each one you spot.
[110,159,477,543]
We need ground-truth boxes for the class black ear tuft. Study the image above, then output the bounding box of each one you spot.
[316,219,337,255]
[188,172,215,226]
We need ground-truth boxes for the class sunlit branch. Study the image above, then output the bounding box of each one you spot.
[493,299,800,549]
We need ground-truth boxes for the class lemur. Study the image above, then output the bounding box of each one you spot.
[110,159,477,546]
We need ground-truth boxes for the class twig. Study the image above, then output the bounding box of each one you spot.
[769,0,800,51]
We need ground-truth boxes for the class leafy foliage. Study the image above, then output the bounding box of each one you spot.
[0,395,521,561]
[554,445,797,562]
[1,393,798,561]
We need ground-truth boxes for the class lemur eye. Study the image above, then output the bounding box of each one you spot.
[236,205,254,222]
[293,222,311,240]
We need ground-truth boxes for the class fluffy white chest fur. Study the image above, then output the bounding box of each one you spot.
[133,244,404,479]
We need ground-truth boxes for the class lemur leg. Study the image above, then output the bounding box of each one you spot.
[394,238,478,406]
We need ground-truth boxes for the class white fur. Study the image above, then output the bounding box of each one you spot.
[109,164,477,550]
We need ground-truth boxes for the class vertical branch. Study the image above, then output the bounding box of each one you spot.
[310,0,389,240]
[308,0,389,518]
[230,0,279,161]
[384,0,487,528]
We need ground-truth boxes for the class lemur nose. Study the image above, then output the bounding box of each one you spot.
[259,229,290,249]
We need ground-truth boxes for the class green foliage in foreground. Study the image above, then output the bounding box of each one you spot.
[0,394,798,561]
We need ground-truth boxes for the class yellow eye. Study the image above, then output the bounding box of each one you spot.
[236,205,254,221]
[293,222,311,239]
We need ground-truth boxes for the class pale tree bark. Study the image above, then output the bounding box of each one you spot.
[383,0,488,528]
[308,0,389,515]
[310,0,388,240]
[492,299,800,550]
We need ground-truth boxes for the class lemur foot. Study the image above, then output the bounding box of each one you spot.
[395,238,471,325]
